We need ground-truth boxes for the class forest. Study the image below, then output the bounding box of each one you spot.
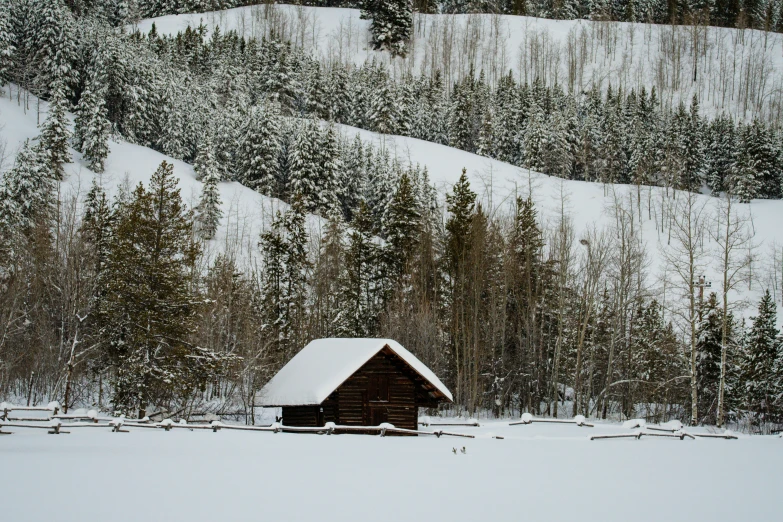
[0,0,782,433]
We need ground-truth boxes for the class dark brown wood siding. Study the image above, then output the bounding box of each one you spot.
[282,401,337,427]
[333,348,418,430]
[280,346,447,431]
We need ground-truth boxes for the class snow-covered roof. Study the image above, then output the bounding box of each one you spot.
[256,338,452,406]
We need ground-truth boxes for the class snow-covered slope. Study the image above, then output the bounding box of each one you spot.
[136,4,783,122]
[2,88,781,325]
[0,92,311,266]
[346,122,783,326]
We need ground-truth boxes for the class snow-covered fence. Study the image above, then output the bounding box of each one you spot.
[591,420,738,440]
[509,413,594,428]
[0,417,479,439]
[1,401,60,421]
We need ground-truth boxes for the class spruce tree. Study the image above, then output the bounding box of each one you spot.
[343,201,380,337]
[317,123,342,214]
[313,210,349,338]
[0,2,14,87]
[741,290,780,419]
[236,103,281,197]
[39,81,71,180]
[696,293,725,424]
[0,141,52,234]
[75,59,111,173]
[31,0,77,95]
[362,0,413,57]
[196,162,223,241]
[259,210,288,361]
[289,120,322,212]
[382,171,421,285]
[81,179,113,284]
[100,161,207,417]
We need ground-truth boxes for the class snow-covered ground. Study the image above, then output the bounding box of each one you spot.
[0,415,780,522]
[136,4,783,122]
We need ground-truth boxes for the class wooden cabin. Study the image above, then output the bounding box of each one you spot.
[256,339,452,431]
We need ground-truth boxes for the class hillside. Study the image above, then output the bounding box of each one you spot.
[0,93,314,267]
[136,4,783,123]
[3,88,781,326]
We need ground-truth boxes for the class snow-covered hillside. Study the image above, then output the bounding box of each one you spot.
[2,85,782,325]
[0,93,316,266]
[1,416,780,522]
[136,4,783,122]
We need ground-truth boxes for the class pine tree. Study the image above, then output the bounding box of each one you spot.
[196,160,223,241]
[741,290,780,420]
[0,141,52,234]
[99,161,208,417]
[317,123,342,214]
[340,133,367,222]
[732,124,760,203]
[289,120,322,211]
[343,201,380,337]
[236,103,281,196]
[523,103,547,172]
[81,179,113,283]
[382,171,421,285]
[31,0,77,95]
[367,78,397,135]
[259,210,288,361]
[362,0,413,56]
[705,114,736,195]
[696,293,725,424]
[448,78,474,152]
[39,81,71,180]
[281,197,311,356]
[75,55,111,173]
[0,1,14,86]
[313,210,349,338]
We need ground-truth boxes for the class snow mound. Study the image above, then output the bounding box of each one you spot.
[623,419,646,429]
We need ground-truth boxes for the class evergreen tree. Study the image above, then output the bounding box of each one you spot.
[0,141,52,234]
[362,0,413,56]
[81,179,113,283]
[740,290,781,420]
[732,125,760,203]
[705,114,736,195]
[317,123,342,214]
[39,81,71,180]
[236,104,282,197]
[259,210,288,361]
[313,210,350,338]
[343,201,380,337]
[340,133,367,222]
[31,0,77,95]
[99,161,212,417]
[448,77,475,152]
[382,171,421,285]
[75,55,112,173]
[196,159,223,241]
[0,2,14,86]
[696,293,725,424]
[289,120,322,211]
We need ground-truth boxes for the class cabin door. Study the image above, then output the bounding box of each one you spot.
[366,374,389,426]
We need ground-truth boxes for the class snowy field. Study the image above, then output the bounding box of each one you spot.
[135,4,783,122]
[1,416,780,522]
